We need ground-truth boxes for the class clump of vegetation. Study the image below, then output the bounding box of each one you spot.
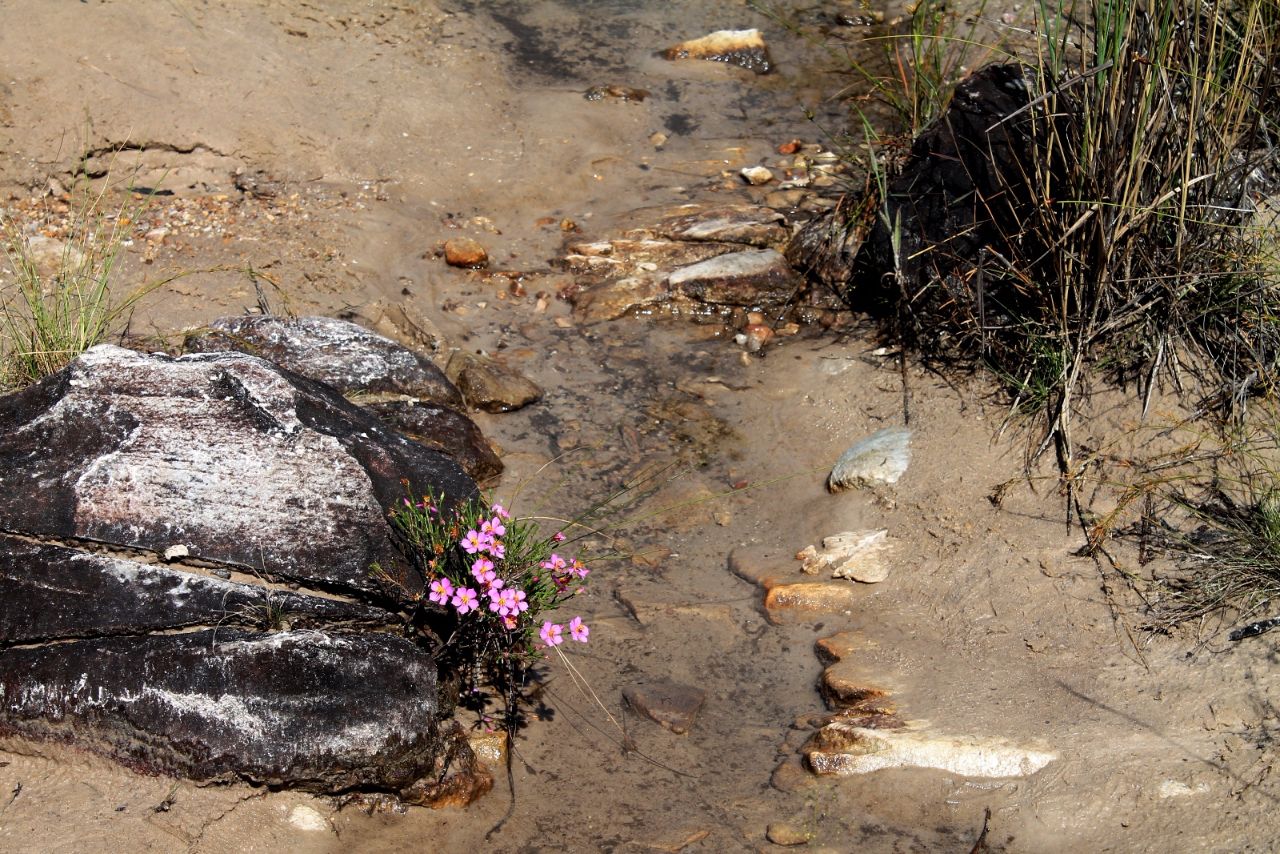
[791,0,1280,628]
[374,484,596,731]
[0,184,159,389]
[804,0,1280,472]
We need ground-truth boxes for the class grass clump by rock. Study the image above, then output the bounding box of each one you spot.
[0,183,162,389]
[787,0,1280,629]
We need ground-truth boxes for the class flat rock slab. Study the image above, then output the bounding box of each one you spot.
[763,582,862,624]
[648,204,787,247]
[571,274,672,322]
[827,427,912,491]
[662,29,774,75]
[623,679,706,734]
[668,249,797,306]
[0,628,475,795]
[186,315,464,408]
[804,722,1057,778]
[0,345,475,595]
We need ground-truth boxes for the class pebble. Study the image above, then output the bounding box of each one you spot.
[827,427,912,492]
[287,804,330,832]
[798,530,896,583]
[766,822,812,846]
[741,165,775,185]
[444,237,488,268]
[738,323,774,352]
[623,678,706,734]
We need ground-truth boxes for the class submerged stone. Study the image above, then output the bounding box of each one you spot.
[623,679,707,734]
[571,274,671,322]
[650,204,788,248]
[803,723,1056,778]
[446,351,543,413]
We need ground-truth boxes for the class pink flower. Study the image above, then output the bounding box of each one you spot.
[569,616,589,643]
[428,577,454,606]
[487,540,506,560]
[489,588,508,615]
[502,614,518,630]
[451,587,479,615]
[471,556,496,585]
[491,503,510,519]
[553,531,566,543]
[482,517,506,538]
[539,621,564,647]
[508,587,528,614]
[570,558,589,580]
[540,554,567,573]
[461,529,487,554]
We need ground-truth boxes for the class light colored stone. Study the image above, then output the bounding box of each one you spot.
[162,544,189,561]
[741,165,774,185]
[669,249,797,306]
[662,29,774,74]
[827,427,912,491]
[804,723,1057,778]
[796,529,896,583]
[287,804,330,832]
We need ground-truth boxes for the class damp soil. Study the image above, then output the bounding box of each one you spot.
[1,1,1279,852]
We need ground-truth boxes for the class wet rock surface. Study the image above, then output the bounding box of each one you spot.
[366,397,502,481]
[185,314,464,408]
[446,351,543,413]
[827,427,912,491]
[623,679,707,735]
[0,346,485,801]
[565,205,806,322]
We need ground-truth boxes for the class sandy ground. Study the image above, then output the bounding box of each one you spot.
[1,1,1279,851]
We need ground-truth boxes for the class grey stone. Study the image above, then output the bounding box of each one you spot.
[669,249,798,306]
[185,314,463,408]
[827,427,912,491]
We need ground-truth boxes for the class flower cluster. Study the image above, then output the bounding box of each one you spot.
[389,489,591,657]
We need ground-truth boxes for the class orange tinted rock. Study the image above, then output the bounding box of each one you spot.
[444,237,488,268]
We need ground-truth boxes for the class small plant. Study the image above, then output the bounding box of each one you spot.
[0,183,160,389]
[375,483,593,721]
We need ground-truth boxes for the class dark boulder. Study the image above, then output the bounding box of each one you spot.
[0,346,489,803]
[788,63,1044,316]
[367,398,503,483]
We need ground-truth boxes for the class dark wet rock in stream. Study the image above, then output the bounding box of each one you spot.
[185,314,464,408]
[446,351,543,413]
[0,345,488,803]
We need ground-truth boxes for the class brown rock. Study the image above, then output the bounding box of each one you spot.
[623,678,706,734]
[446,351,542,413]
[669,249,798,306]
[766,822,812,846]
[366,399,503,482]
[651,204,788,248]
[662,28,774,74]
[728,547,788,589]
[444,237,489,268]
[572,275,671,322]
[763,582,861,624]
